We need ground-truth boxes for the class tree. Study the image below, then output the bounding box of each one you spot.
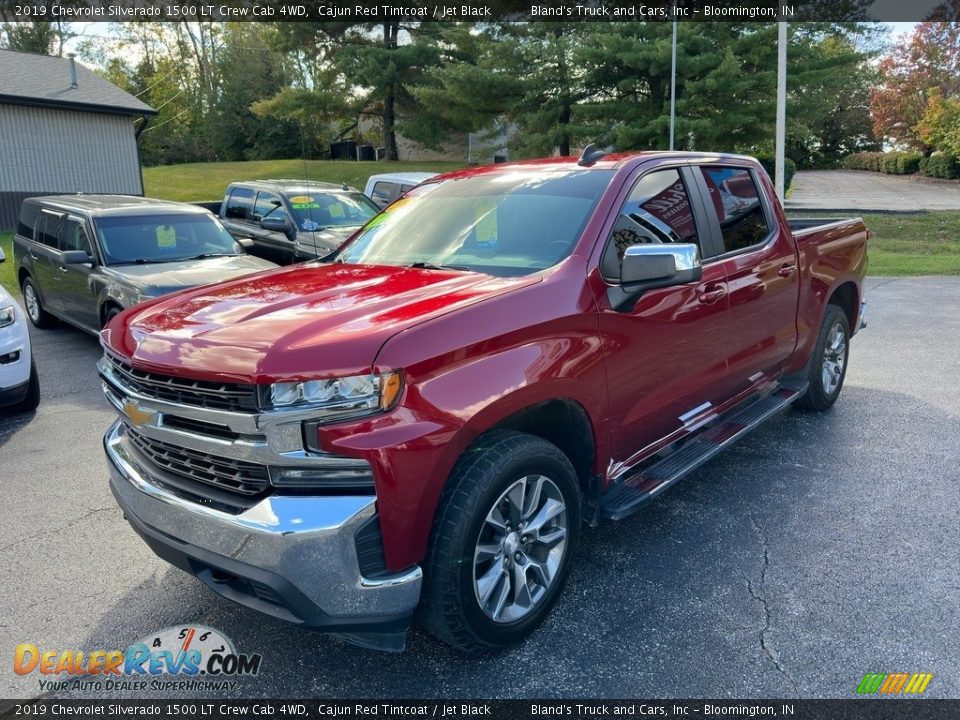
[871,22,960,152]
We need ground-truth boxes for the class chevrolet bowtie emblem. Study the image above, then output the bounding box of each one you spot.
[122,399,157,428]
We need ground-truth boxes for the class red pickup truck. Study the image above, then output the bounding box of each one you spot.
[99,151,867,653]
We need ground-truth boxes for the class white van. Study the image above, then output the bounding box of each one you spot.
[363,172,436,209]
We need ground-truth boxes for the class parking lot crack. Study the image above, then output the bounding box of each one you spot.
[0,507,117,553]
[745,514,798,691]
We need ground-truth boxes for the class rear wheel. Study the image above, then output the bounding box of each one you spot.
[796,304,850,411]
[20,277,55,328]
[419,431,581,653]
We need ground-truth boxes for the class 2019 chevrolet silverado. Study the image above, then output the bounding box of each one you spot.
[14,195,276,335]
[99,151,868,653]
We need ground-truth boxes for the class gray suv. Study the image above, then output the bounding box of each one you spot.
[14,195,276,335]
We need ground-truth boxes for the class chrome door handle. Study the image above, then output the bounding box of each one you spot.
[778,264,797,278]
[698,285,727,304]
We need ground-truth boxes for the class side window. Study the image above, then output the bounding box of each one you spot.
[399,184,415,194]
[35,212,62,249]
[253,191,286,222]
[224,187,254,221]
[371,182,395,207]
[698,167,772,254]
[601,169,701,280]
[61,219,92,254]
[17,203,40,240]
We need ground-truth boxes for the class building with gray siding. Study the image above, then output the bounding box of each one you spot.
[0,49,156,230]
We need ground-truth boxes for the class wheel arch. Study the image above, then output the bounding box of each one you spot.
[827,280,859,331]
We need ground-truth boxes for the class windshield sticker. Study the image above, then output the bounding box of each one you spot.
[156,225,176,248]
[289,195,313,204]
[328,204,345,218]
[301,220,320,232]
[475,200,498,248]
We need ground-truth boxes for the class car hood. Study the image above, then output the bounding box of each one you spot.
[295,226,360,256]
[105,255,277,295]
[104,263,537,383]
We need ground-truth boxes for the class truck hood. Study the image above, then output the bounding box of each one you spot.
[295,226,358,257]
[105,263,536,383]
[105,255,277,296]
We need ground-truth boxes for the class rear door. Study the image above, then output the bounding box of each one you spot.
[597,165,734,466]
[54,216,100,332]
[29,210,64,313]
[691,164,800,394]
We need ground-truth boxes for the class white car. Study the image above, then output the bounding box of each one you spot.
[0,245,39,413]
[364,172,436,209]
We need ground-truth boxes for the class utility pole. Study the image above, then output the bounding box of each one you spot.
[775,21,787,200]
[670,19,678,151]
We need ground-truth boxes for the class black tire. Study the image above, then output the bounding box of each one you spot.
[419,430,581,653]
[20,277,56,329]
[13,359,40,413]
[102,305,122,328]
[795,304,850,411]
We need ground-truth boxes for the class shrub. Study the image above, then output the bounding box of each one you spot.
[918,154,960,179]
[843,151,921,174]
[756,155,796,192]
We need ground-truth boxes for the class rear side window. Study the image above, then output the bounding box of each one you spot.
[698,167,772,253]
[35,212,62,248]
[602,169,702,279]
[17,203,40,240]
[224,187,254,220]
[370,181,395,207]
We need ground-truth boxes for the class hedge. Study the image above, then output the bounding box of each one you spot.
[842,151,922,175]
[918,155,960,179]
[756,155,796,192]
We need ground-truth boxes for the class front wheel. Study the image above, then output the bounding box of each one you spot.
[419,431,581,653]
[796,304,850,411]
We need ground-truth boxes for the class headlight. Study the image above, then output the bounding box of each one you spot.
[0,306,15,329]
[264,371,403,421]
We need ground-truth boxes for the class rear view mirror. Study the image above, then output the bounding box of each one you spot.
[234,237,255,251]
[610,243,702,311]
[61,250,92,265]
[0,246,5,263]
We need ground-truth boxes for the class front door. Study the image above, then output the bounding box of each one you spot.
[54,217,101,332]
[596,166,734,473]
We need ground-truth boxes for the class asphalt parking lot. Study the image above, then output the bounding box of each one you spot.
[1,276,958,700]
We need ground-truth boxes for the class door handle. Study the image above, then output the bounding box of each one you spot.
[778,263,797,278]
[697,284,727,304]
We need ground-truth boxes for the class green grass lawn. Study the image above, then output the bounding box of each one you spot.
[143,159,462,203]
[1,232,14,296]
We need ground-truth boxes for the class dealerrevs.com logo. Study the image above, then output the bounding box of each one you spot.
[14,625,262,693]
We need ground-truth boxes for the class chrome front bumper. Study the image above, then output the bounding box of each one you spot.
[105,420,422,650]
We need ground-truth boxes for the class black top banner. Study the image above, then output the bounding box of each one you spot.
[0,0,957,22]
[3,700,960,720]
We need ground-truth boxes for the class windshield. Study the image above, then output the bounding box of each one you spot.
[96,213,241,265]
[336,169,614,277]
[286,192,379,232]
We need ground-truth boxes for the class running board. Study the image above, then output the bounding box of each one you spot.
[599,382,808,521]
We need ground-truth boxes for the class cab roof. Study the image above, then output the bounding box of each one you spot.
[25,194,211,218]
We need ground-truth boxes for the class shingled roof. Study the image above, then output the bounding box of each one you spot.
[0,49,155,116]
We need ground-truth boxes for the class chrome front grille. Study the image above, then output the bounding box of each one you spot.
[126,425,270,497]
[104,354,259,412]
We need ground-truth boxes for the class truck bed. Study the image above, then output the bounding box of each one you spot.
[788,217,859,236]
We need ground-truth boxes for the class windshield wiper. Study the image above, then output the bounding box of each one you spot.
[182,253,236,260]
[408,261,472,272]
